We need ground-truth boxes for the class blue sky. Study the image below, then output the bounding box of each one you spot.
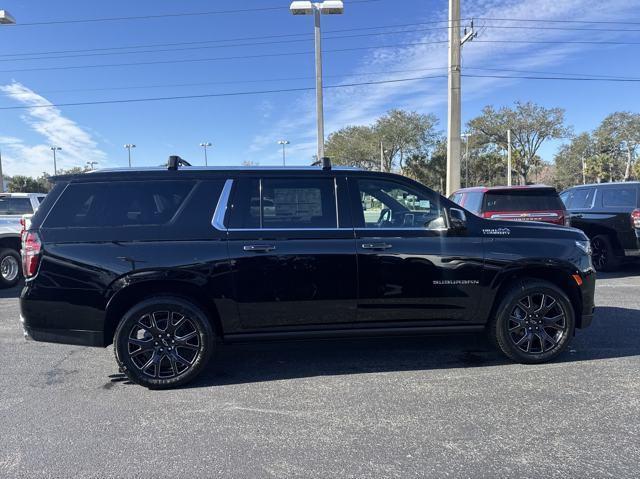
[0,0,639,177]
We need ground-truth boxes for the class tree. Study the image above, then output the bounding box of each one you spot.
[7,175,47,193]
[554,133,594,190]
[593,112,640,181]
[467,101,571,184]
[325,109,440,172]
[325,125,380,169]
[403,138,447,192]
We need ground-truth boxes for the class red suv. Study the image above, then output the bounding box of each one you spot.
[450,185,570,226]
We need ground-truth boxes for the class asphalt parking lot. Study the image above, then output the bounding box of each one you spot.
[1,267,640,478]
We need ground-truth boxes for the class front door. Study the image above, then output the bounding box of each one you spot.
[349,176,484,325]
[226,175,358,332]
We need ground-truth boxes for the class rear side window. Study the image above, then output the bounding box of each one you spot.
[45,181,195,228]
[483,189,563,212]
[230,177,337,229]
[464,192,483,214]
[0,197,33,215]
[563,187,596,209]
[602,187,637,208]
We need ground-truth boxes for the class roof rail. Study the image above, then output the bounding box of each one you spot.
[167,155,192,171]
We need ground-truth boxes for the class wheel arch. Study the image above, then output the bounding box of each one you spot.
[104,279,224,346]
[488,266,584,328]
[0,235,21,253]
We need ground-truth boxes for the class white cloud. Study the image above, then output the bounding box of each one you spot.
[0,82,107,177]
[248,0,638,164]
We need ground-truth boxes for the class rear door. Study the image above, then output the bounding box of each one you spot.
[226,174,358,331]
[349,175,484,325]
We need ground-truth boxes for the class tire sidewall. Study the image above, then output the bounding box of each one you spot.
[496,282,575,364]
[0,248,22,289]
[592,235,618,272]
[114,296,214,389]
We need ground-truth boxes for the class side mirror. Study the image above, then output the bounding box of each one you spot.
[448,207,467,231]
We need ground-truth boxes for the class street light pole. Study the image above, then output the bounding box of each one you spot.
[199,142,212,166]
[461,133,470,187]
[124,144,136,167]
[277,140,290,166]
[290,1,344,163]
[0,10,16,192]
[50,146,61,175]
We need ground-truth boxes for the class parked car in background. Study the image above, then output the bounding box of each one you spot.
[0,193,46,288]
[450,185,570,226]
[20,164,595,389]
[561,182,640,271]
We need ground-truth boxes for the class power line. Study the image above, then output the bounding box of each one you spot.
[0,75,446,110]
[477,17,640,26]
[2,73,639,111]
[0,27,453,63]
[476,40,640,45]
[6,67,449,96]
[466,67,635,80]
[464,74,640,81]
[3,0,383,27]
[0,41,448,74]
[0,21,453,59]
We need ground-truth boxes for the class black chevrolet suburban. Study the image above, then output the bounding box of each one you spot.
[20,163,596,389]
[561,182,640,271]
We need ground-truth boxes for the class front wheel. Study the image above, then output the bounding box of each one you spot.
[114,296,214,389]
[591,235,620,272]
[488,280,575,364]
[0,248,22,289]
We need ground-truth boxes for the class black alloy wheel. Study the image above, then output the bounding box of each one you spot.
[590,235,619,272]
[507,293,567,354]
[114,297,214,389]
[488,279,575,364]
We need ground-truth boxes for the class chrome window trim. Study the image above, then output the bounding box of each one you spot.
[211,179,234,231]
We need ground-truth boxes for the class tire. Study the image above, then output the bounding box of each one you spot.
[487,279,575,364]
[114,296,214,389]
[0,248,22,289]
[591,235,620,272]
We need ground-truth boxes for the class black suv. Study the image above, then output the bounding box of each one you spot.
[561,182,640,271]
[20,164,595,389]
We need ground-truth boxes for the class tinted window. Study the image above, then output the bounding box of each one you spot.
[0,197,33,215]
[602,187,637,208]
[450,193,463,205]
[232,177,337,229]
[565,187,596,209]
[356,178,444,229]
[464,192,483,214]
[483,189,563,212]
[45,181,195,228]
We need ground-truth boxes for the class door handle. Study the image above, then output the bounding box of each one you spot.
[571,214,584,219]
[243,244,276,252]
[361,242,393,250]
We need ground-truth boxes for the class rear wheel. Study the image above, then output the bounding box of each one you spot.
[591,235,620,272]
[0,248,21,289]
[114,296,214,389]
[488,280,575,364]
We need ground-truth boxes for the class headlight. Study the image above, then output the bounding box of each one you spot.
[575,240,592,255]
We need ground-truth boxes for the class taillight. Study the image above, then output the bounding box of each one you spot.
[632,209,640,229]
[22,231,42,279]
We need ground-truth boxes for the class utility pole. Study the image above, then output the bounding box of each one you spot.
[277,140,290,166]
[507,129,512,186]
[0,149,4,193]
[50,146,61,175]
[446,1,475,196]
[124,144,136,167]
[380,140,384,172]
[581,156,586,185]
[290,1,344,165]
[199,142,212,166]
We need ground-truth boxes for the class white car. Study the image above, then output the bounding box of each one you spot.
[0,192,46,288]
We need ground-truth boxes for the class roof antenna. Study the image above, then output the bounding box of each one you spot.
[321,156,332,171]
[167,155,192,171]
